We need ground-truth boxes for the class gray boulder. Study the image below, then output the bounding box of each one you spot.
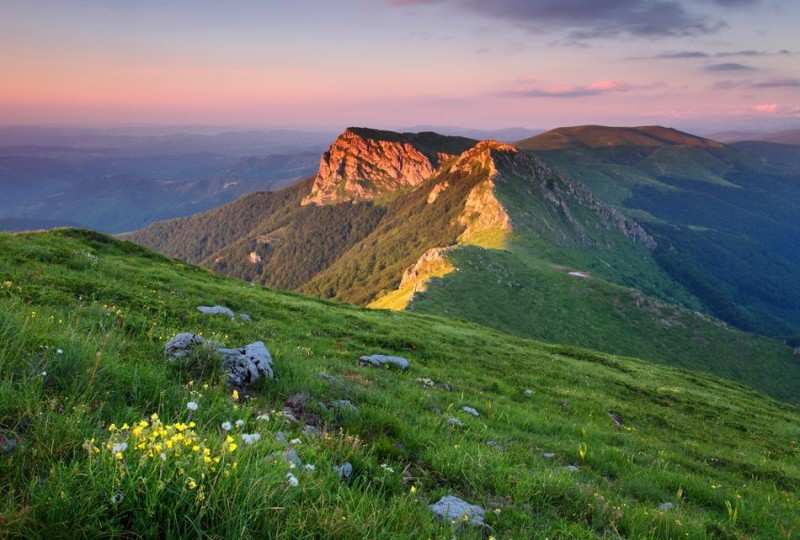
[197,305,235,318]
[429,495,485,526]
[358,354,409,370]
[658,502,675,512]
[333,462,353,479]
[217,341,274,387]
[239,313,252,322]
[447,417,464,428]
[164,332,206,360]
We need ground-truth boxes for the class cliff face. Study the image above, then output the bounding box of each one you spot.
[302,129,440,206]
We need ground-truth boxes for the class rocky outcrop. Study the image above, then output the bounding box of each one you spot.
[302,129,439,206]
[399,247,454,293]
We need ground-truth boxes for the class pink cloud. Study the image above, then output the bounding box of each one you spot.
[511,79,634,98]
[751,103,779,113]
[586,80,630,92]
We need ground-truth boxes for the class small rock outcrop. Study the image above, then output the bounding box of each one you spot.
[164,333,273,388]
[217,341,274,387]
[302,128,438,206]
[462,406,479,417]
[429,495,485,526]
[197,305,235,318]
[358,354,410,370]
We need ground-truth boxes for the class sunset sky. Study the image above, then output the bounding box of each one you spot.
[2,0,799,132]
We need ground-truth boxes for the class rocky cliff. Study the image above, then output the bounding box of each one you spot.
[301,128,473,206]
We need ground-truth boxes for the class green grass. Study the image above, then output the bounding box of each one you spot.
[1,229,798,538]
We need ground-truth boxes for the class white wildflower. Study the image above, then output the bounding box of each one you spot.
[303,464,316,471]
[186,401,198,411]
[160,452,167,461]
[221,421,232,431]
[256,413,270,421]
[290,438,301,445]
[111,442,128,454]
[286,473,299,487]
[110,492,124,504]
[235,419,245,428]
[241,433,261,445]
[380,463,394,473]
[56,349,63,354]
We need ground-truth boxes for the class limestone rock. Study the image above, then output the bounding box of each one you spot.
[217,341,274,387]
[462,406,479,417]
[197,305,235,318]
[358,354,409,370]
[333,462,353,479]
[302,128,440,206]
[164,332,206,360]
[429,495,485,526]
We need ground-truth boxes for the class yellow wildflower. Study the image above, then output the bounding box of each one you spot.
[232,389,239,400]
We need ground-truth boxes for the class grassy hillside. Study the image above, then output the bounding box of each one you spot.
[517,126,800,339]
[1,229,798,538]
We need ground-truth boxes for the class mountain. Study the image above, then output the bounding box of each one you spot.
[517,125,800,340]
[1,228,798,537]
[0,128,325,232]
[128,127,800,403]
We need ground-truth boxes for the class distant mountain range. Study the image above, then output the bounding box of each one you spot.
[0,127,332,232]
[127,125,800,402]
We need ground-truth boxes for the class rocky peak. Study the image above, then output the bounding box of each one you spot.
[302,129,436,206]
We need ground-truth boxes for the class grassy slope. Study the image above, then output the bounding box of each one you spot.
[408,245,800,403]
[516,127,800,338]
[1,229,798,538]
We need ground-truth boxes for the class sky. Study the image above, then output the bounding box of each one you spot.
[1,0,799,133]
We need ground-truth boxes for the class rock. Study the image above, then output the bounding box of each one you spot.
[447,417,464,428]
[318,372,338,383]
[329,400,358,413]
[197,305,235,318]
[267,448,302,469]
[658,502,675,511]
[524,389,534,395]
[333,462,353,479]
[275,432,287,445]
[0,432,18,454]
[416,377,435,387]
[563,465,580,472]
[543,452,556,459]
[303,424,319,437]
[462,406,479,417]
[608,411,624,428]
[217,341,274,387]
[429,495,485,526]
[358,354,409,370]
[239,313,252,322]
[164,332,206,360]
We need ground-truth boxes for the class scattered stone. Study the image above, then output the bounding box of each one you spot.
[318,372,338,383]
[0,432,18,454]
[658,502,675,512]
[333,462,353,479]
[416,377,435,387]
[524,389,534,396]
[608,411,624,428]
[358,354,410,370]
[303,424,319,437]
[736,451,746,458]
[164,332,206,360]
[279,407,300,423]
[217,341,274,387]
[429,495,486,526]
[543,452,556,459]
[447,417,464,428]
[329,400,358,413]
[197,305,235,318]
[563,465,580,472]
[275,432,287,445]
[462,406,479,417]
[487,439,499,448]
[165,333,273,388]
[267,448,302,469]
[239,313,252,322]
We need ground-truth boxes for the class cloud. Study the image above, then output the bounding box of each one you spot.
[706,62,757,71]
[510,79,632,97]
[645,49,791,60]
[752,78,800,88]
[709,79,748,90]
[751,103,779,113]
[387,0,731,40]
